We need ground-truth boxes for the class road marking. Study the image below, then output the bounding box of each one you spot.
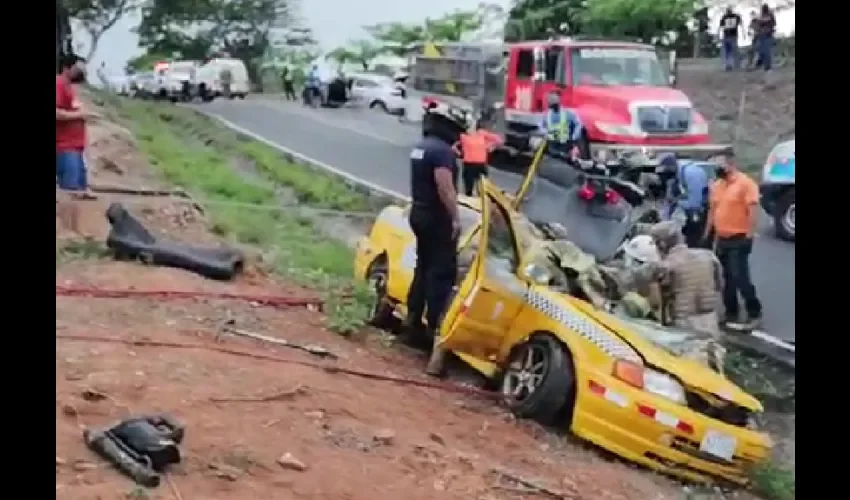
[749,330,795,353]
[251,100,412,147]
[192,108,411,203]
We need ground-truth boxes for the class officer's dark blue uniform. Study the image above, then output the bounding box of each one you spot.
[406,112,461,339]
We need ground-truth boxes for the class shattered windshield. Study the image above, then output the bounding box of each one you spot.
[571,48,668,87]
[613,314,714,366]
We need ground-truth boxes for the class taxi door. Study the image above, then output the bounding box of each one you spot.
[437,180,529,361]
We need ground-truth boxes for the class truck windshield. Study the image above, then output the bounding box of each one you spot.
[571,47,667,87]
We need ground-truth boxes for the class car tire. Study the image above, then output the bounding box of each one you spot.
[365,256,395,328]
[370,100,389,113]
[501,334,575,424]
[773,188,795,242]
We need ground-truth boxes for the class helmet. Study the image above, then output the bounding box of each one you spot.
[422,102,468,144]
[546,92,560,107]
[622,234,660,268]
[649,220,684,251]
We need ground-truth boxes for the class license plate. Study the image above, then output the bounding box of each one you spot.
[700,430,737,462]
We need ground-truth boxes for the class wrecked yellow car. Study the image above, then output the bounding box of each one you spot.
[354,154,772,485]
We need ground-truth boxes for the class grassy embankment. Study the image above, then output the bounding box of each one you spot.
[93,92,376,333]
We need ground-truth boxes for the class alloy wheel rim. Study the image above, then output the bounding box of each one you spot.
[502,344,548,402]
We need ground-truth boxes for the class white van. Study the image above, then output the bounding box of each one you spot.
[196,58,250,101]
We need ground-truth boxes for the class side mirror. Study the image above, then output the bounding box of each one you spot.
[521,262,552,286]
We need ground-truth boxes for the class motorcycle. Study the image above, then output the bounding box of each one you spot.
[516,141,660,262]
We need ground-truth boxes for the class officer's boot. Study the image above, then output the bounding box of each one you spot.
[425,333,448,378]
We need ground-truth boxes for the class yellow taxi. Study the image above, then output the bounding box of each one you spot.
[353,151,772,485]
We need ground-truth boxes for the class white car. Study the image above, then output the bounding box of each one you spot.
[348,73,406,114]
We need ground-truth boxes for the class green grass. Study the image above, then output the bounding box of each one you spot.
[750,462,795,500]
[96,92,375,334]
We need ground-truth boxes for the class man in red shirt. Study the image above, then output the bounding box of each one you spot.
[56,53,98,200]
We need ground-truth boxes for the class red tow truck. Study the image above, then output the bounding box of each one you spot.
[408,38,729,160]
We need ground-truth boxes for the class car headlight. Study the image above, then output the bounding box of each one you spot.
[596,122,645,137]
[688,121,709,135]
[613,360,687,405]
[643,368,687,405]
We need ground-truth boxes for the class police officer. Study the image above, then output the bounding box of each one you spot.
[539,92,585,159]
[405,104,466,376]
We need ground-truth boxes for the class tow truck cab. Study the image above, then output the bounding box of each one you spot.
[503,40,713,153]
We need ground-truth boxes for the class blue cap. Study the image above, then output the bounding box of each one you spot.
[658,153,677,168]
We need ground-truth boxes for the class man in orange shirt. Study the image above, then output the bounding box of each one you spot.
[453,122,501,196]
[703,153,763,328]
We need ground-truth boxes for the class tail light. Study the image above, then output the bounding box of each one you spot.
[578,185,595,201]
[605,189,622,204]
[577,184,621,204]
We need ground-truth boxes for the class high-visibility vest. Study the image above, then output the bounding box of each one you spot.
[546,110,569,142]
[460,132,489,164]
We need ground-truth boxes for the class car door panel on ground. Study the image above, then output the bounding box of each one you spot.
[439,182,528,360]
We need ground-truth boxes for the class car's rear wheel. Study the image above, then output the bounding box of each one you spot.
[366,256,395,328]
[370,100,388,113]
[501,334,575,424]
[774,188,795,242]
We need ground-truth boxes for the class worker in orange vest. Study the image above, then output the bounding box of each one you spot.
[453,121,502,196]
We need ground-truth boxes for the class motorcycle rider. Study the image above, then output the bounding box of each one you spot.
[538,92,585,159]
[404,103,466,377]
[657,153,712,248]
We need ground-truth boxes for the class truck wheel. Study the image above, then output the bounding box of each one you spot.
[501,334,575,425]
[773,188,795,242]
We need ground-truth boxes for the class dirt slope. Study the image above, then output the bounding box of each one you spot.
[678,66,795,172]
[57,96,764,500]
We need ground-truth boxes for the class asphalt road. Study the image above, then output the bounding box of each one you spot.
[189,98,796,344]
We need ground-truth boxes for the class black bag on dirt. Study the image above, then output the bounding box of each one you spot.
[84,414,185,487]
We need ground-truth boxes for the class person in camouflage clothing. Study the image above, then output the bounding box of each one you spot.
[639,221,727,371]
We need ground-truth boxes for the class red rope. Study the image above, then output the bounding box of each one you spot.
[55,284,325,308]
[55,332,502,401]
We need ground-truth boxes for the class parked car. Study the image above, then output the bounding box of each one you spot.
[348,73,406,114]
[130,72,156,99]
[353,158,772,485]
[196,58,251,101]
[759,139,795,242]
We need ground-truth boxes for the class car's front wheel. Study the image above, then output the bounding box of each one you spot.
[365,257,395,328]
[501,334,575,424]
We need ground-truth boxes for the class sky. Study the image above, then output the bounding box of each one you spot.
[77,0,793,75]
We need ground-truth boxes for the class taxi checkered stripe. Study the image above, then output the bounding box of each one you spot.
[524,289,642,364]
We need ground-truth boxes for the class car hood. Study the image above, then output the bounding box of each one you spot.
[569,300,763,412]
[575,85,692,106]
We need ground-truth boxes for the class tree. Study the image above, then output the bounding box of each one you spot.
[581,0,695,44]
[124,52,170,74]
[326,40,381,70]
[64,0,138,61]
[136,0,298,85]
[364,22,426,56]
[504,0,586,42]
[364,8,487,55]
